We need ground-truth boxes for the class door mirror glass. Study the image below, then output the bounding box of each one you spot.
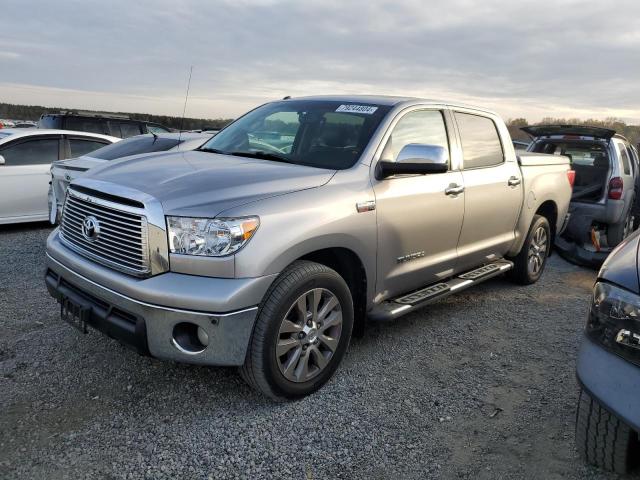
[377,144,448,179]
[0,154,5,165]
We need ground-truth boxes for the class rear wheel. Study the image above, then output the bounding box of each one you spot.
[240,261,354,400]
[508,215,551,285]
[576,388,639,474]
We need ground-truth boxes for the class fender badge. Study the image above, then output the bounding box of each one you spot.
[356,200,376,213]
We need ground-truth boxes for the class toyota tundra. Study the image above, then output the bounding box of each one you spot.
[45,96,573,399]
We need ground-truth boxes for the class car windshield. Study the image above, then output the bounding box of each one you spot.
[199,100,392,169]
[88,135,181,160]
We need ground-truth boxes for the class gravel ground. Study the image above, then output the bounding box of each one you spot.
[1,222,638,480]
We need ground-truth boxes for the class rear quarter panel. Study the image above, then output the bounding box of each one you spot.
[508,155,571,256]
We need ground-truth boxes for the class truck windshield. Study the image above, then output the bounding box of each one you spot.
[199,100,391,169]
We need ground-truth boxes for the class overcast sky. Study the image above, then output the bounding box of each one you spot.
[1,0,639,123]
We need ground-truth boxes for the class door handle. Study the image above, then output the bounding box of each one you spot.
[445,184,464,196]
[508,176,521,186]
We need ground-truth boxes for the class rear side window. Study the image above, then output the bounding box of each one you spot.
[0,138,59,165]
[38,116,61,129]
[90,136,179,160]
[66,117,106,135]
[381,110,450,163]
[69,138,109,158]
[617,143,631,175]
[455,113,504,169]
[147,124,171,134]
[119,123,143,138]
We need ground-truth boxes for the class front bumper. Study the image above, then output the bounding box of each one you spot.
[45,230,277,366]
[576,335,640,433]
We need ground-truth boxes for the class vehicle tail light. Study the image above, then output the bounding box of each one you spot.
[566,170,575,188]
[608,177,623,200]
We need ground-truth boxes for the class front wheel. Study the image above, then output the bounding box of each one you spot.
[576,388,639,474]
[240,261,354,400]
[508,215,551,285]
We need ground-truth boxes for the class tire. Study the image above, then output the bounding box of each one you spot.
[239,260,354,400]
[507,215,551,285]
[608,208,633,247]
[576,388,639,474]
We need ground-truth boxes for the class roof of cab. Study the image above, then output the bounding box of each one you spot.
[285,95,499,115]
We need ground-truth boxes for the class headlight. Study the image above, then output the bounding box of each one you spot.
[167,216,259,257]
[587,281,640,365]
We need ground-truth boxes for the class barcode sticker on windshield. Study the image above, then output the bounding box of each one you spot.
[335,104,378,115]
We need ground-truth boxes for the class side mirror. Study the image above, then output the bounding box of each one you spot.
[0,155,5,165]
[376,144,448,179]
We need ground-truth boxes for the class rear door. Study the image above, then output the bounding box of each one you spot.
[453,111,522,271]
[372,107,465,298]
[0,135,62,220]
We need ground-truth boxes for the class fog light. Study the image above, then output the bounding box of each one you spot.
[172,322,207,354]
[197,326,209,346]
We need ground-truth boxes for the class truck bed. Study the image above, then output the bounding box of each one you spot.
[517,153,571,167]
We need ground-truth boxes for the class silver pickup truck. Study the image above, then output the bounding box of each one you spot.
[45,96,573,399]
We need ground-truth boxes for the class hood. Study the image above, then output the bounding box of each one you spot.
[81,150,335,217]
[522,125,616,140]
[598,229,640,294]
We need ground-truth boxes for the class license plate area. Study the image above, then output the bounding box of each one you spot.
[60,296,90,334]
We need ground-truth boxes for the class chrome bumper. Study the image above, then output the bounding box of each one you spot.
[46,230,277,366]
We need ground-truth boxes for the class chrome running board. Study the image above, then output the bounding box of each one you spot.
[368,260,513,322]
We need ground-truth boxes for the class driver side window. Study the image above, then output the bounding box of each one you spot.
[381,110,450,164]
[252,111,300,154]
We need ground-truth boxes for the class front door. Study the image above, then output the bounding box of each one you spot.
[372,109,464,300]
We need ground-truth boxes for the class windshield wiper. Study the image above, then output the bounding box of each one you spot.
[228,150,294,164]
[197,147,227,154]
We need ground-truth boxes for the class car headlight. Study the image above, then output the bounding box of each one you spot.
[166,216,259,257]
[587,281,640,365]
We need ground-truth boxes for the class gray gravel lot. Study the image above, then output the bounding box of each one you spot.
[0,223,637,479]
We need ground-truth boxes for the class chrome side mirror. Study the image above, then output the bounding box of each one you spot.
[377,144,448,179]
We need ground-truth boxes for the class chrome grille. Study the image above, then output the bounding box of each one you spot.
[60,189,150,276]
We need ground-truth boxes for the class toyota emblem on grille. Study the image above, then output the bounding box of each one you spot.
[81,215,100,242]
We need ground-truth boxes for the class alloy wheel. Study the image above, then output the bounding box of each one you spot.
[528,226,548,276]
[276,288,343,383]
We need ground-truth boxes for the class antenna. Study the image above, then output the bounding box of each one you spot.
[177,65,193,147]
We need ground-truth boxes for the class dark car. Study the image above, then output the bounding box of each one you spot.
[576,229,640,474]
[38,111,171,138]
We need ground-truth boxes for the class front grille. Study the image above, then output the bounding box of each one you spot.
[60,189,150,276]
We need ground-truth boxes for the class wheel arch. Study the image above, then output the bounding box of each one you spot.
[296,247,368,337]
[535,200,558,249]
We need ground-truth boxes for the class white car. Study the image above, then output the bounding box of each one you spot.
[49,132,214,223]
[0,129,119,224]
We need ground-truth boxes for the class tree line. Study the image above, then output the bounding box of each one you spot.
[0,102,234,131]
